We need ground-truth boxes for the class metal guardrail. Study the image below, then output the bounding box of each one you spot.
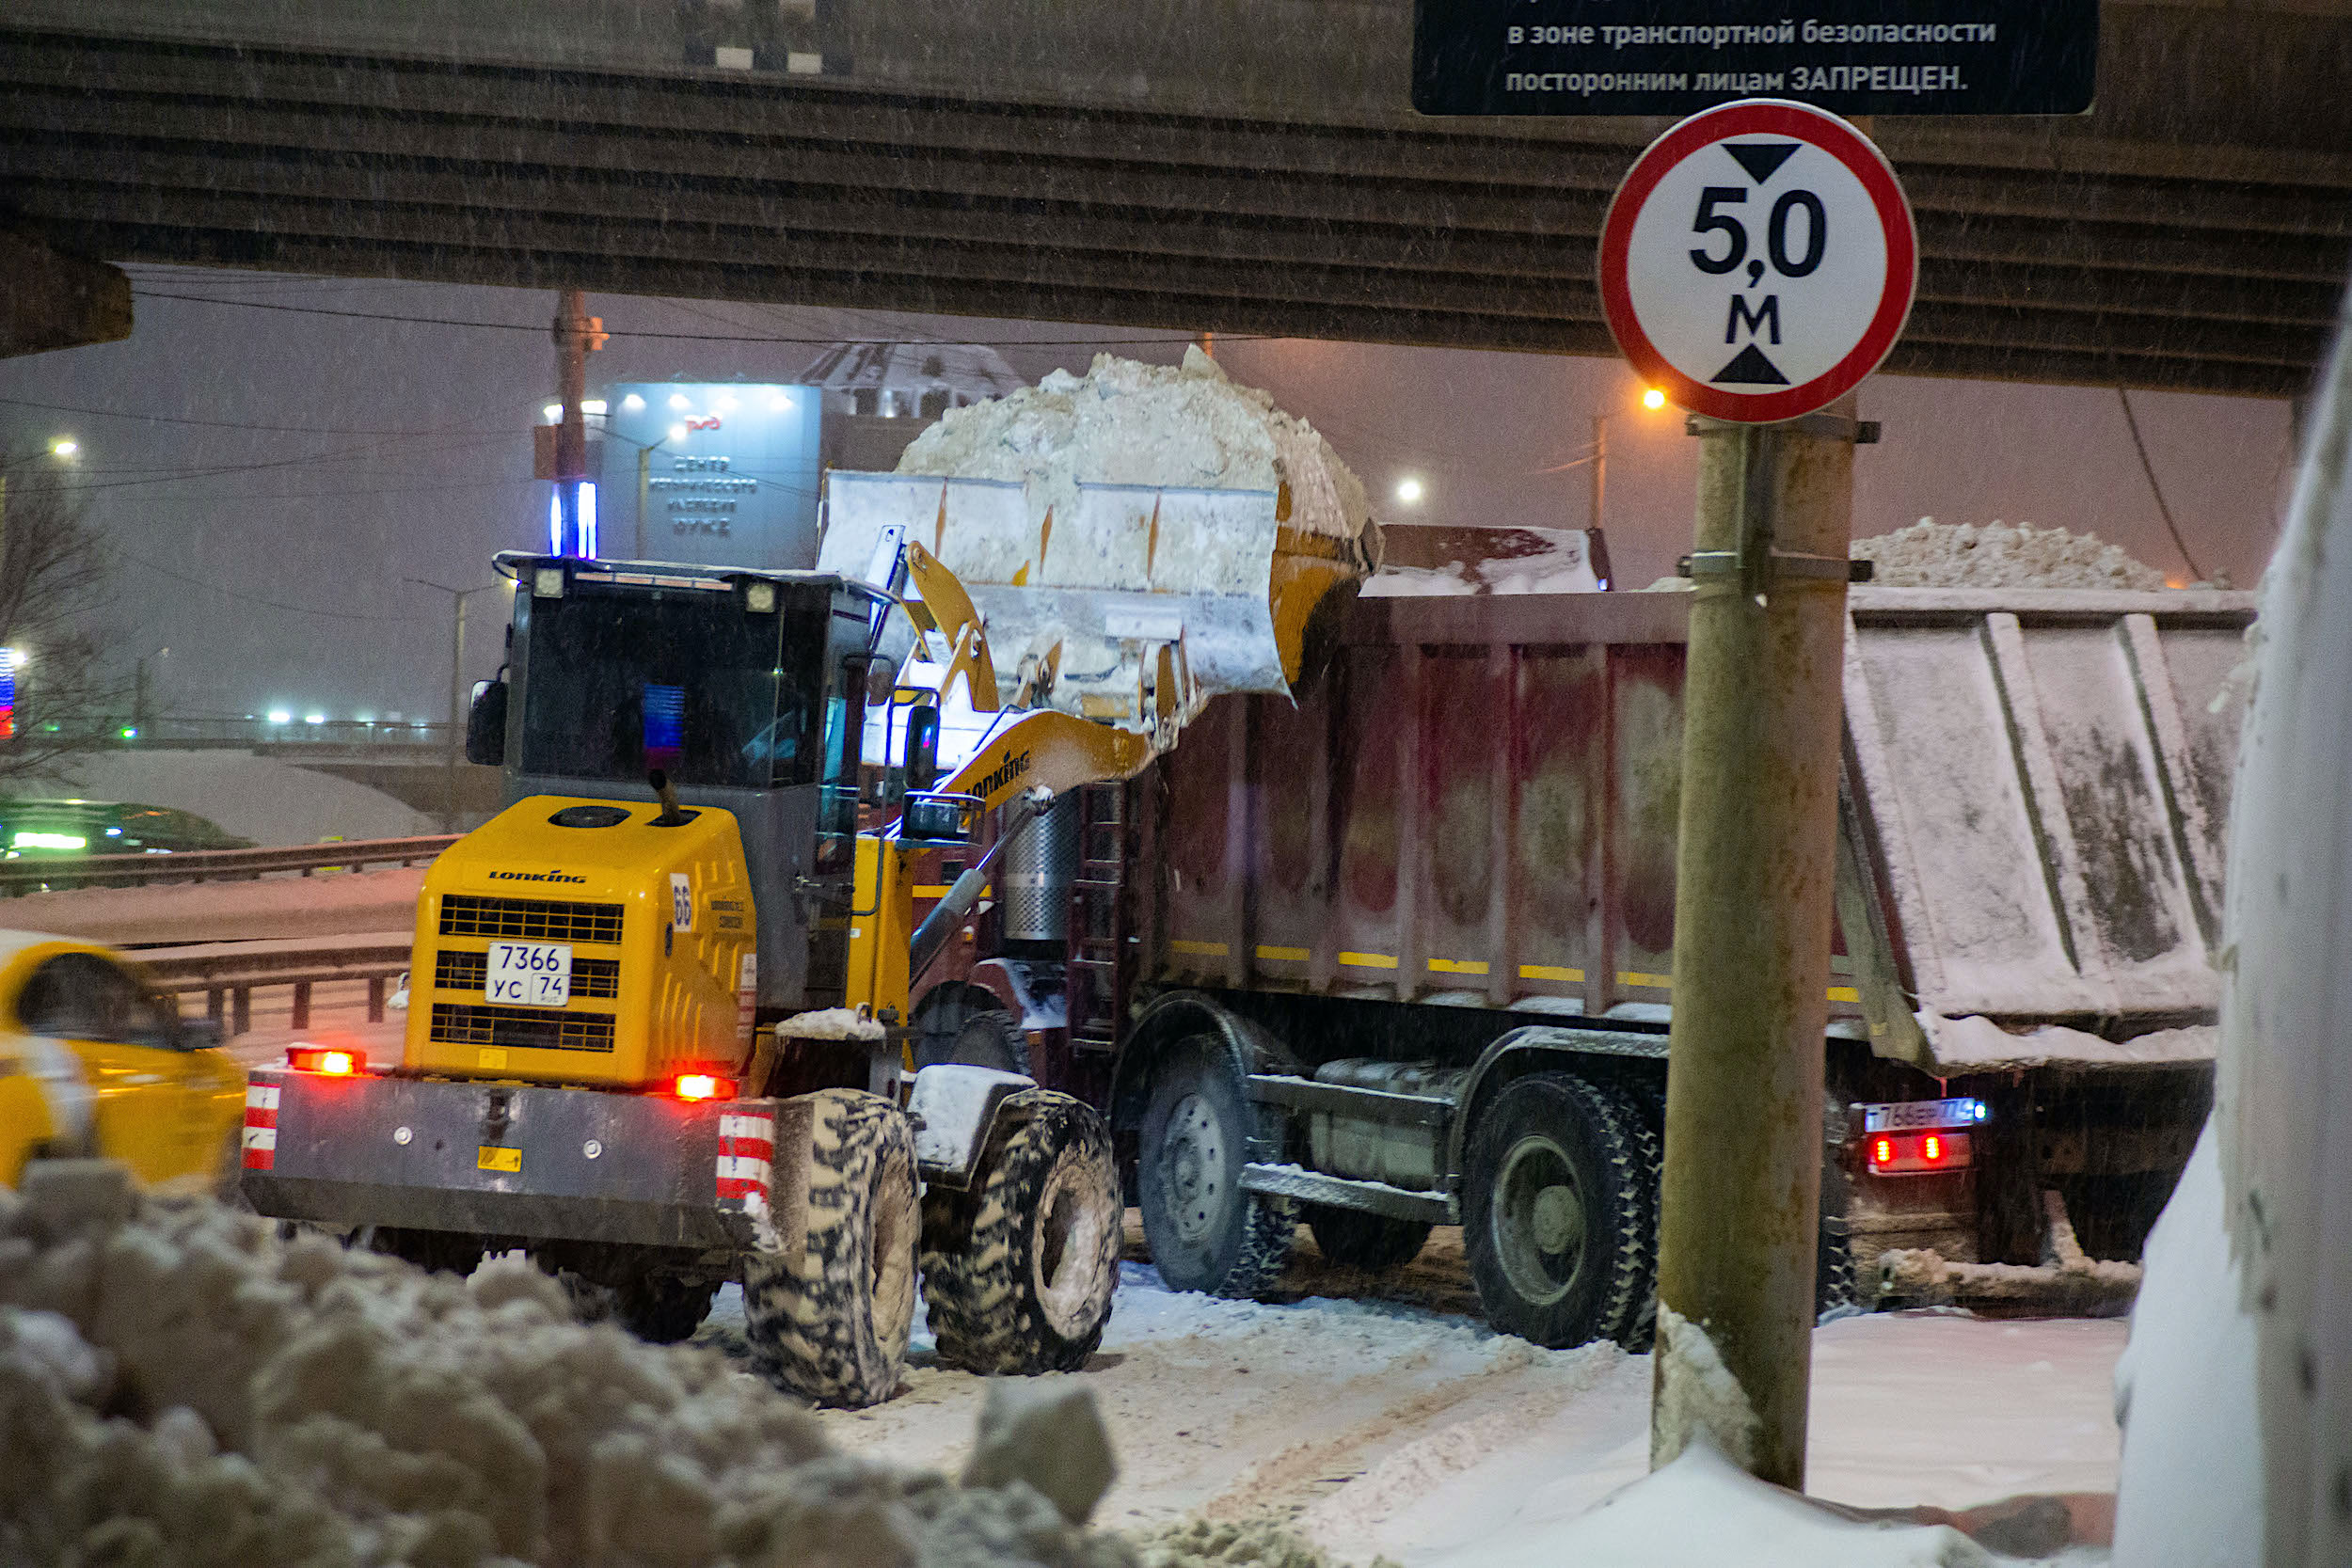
[0,835,457,895]
[135,933,415,1037]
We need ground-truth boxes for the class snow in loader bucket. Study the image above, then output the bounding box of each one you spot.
[240,1065,798,1251]
[818,471,1293,721]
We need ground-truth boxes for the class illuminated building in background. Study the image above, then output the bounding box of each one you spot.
[0,648,20,740]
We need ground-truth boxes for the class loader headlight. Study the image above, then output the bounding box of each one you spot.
[744,582,776,614]
[532,566,565,599]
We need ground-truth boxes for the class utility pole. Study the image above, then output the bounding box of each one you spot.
[407,578,500,832]
[551,288,604,556]
[1590,412,1608,533]
[1653,403,1861,1488]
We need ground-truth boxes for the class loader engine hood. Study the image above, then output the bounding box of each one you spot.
[405,797,756,1088]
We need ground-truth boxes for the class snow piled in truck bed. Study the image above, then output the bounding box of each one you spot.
[896,346,1373,546]
[1852,519,2169,590]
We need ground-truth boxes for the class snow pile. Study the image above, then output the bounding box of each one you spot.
[1446,1441,1999,1568]
[0,1164,1146,1568]
[896,347,1373,546]
[1135,1518,1386,1568]
[775,1006,886,1041]
[1649,1304,1761,1472]
[1852,518,2169,590]
[2110,1121,2264,1563]
[51,749,437,845]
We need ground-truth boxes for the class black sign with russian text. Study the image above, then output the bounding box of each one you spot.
[1411,1,2096,117]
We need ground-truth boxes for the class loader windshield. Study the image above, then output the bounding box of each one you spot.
[516,581,829,790]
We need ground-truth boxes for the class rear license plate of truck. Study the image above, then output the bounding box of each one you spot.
[486,942,571,1007]
[1861,1097,1987,1133]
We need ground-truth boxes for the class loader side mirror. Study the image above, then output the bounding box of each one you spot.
[904,704,940,796]
[465,678,508,767]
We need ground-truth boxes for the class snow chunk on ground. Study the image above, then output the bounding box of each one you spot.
[1458,1441,1996,1568]
[896,346,1372,546]
[1853,519,2169,590]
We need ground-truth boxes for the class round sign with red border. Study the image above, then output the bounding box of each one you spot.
[1598,100,1915,424]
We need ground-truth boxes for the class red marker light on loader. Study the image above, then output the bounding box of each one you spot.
[675,1074,735,1101]
[288,1045,364,1075]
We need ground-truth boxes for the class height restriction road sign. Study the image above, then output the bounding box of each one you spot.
[1597,99,1915,424]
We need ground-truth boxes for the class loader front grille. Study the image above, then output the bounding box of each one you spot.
[429,1003,616,1053]
[433,950,619,998]
[438,895,624,944]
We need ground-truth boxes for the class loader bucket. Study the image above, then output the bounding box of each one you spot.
[818,471,1369,731]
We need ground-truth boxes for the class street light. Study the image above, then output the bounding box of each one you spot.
[406,577,504,832]
[1588,388,1672,535]
[1394,476,1425,506]
[48,437,77,459]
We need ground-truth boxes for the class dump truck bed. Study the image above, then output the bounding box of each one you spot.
[1144,585,2256,1072]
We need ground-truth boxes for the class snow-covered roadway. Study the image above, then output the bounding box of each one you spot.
[698,1225,2125,1565]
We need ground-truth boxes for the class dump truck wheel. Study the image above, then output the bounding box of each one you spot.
[1592,1081,1664,1348]
[614,1274,721,1344]
[1138,1035,1294,1297]
[1463,1072,1653,1348]
[920,1090,1121,1374]
[742,1088,918,1408]
[1304,1204,1431,1274]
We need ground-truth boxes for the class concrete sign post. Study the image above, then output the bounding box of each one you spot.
[1602,102,1910,1491]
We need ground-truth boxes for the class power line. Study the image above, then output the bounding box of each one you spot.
[0,393,513,439]
[114,552,441,623]
[2116,388,2207,581]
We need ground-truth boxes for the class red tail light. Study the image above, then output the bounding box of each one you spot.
[1867,1129,1973,1176]
[287,1045,363,1075]
[675,1074,737,1102]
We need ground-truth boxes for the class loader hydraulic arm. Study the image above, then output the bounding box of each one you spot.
[906,786,1053,987]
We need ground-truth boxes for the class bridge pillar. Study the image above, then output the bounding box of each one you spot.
[1,231,131,357]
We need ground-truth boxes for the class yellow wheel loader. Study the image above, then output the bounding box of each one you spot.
[241,473,1371,1406]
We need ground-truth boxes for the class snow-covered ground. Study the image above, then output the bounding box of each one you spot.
[47,749,436,845]
[699,1240,2126,1565]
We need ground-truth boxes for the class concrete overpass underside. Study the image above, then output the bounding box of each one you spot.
[1,0,2347,396]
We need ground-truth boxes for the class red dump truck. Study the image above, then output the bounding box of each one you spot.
[909,582,2252,1346]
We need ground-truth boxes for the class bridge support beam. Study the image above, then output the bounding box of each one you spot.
[1,230,131,357]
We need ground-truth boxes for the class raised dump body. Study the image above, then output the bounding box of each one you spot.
[930,583,2255,1338]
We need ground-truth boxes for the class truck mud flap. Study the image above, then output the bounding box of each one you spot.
[242,1066,805,1252]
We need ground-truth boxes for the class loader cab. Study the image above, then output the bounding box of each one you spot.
[478,554,889,1012]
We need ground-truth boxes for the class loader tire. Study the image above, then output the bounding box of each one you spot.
[742,1088,918,1408]
[920,1091,1121,1374]
[368,1227,483,1277]
[1463,1071,1654,1349]
[1304,1204,1432,1274]
[1138,1035,1294,1298]
[614,1273,721,1344]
